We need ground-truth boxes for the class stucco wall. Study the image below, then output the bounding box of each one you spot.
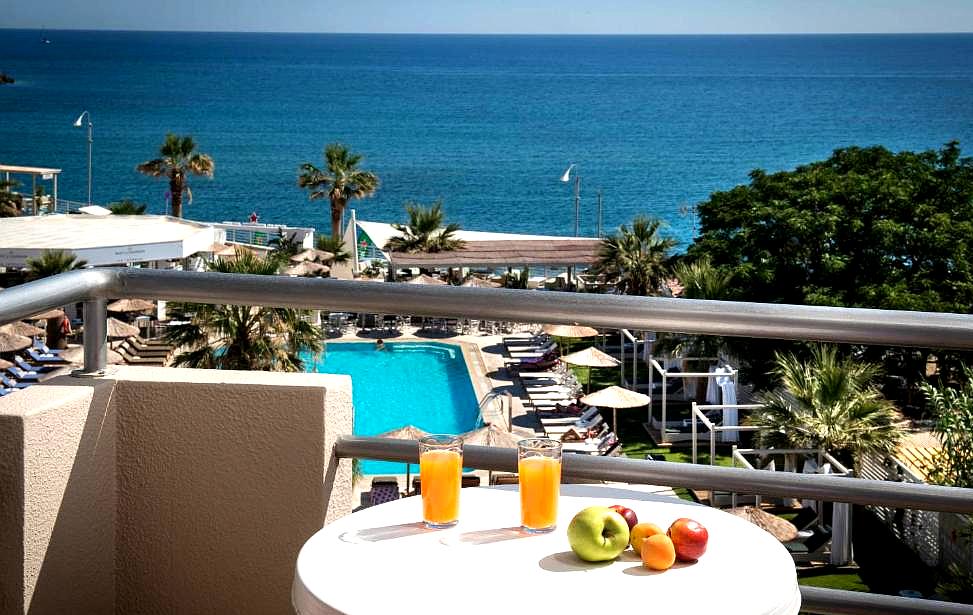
[0,366,353,615]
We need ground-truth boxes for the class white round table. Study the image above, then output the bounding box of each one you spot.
[293,484,801,615]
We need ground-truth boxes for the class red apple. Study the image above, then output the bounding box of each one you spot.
[608,504,638,531]
[667,517,708,561]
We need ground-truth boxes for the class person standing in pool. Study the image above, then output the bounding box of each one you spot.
[376,339,386,351]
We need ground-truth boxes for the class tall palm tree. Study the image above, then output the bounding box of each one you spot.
[657,256,736,359]
[298,143,379,238]
[107,199,147,215]
[25,249,88,349]
[26,249,87,281]
[0,178,23,217]
[747,345,905,469]
[384,201,465,254]
[164,250,323,371]
[315,235,350,264]
[137,134,214,218]
[593,216,677,296]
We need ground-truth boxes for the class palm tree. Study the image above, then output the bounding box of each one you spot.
[268,228,301,264]
[25,249,88,349]
[107,199,147,215]
[298,143,379,238]
[747,345,905,469]
[657,256,736,359]
[592,216,677,296]
[136,134,214,218]
[0,178,23,217]
[315,235,350,264]
[26,249,87,281]
[163,250,323,371]
[384,201,465,254]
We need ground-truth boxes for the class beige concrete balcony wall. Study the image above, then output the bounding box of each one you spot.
[0,366,353,615]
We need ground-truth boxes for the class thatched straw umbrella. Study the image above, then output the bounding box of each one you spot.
[460,424,534,483]
[0,330,32,353]
[0,358,13,369]
[461,277,501,288]
[405,274,446,285]
[30,308,65,321]
[106,317,139,340]
[284,261,330,277]
[290,248,335,263]
[541,324,599,338]
[727,507,799,542]
[580,385,650,433]
[562,347,620,392]
[61,345,125,365]
[0,322,44,338]
[107,299,155,313]
[377,425,430,495]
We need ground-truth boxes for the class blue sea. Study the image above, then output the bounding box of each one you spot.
[2,30,973,246]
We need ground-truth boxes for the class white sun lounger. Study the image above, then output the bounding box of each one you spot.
[536,406,600,426]
[544,415,604,435]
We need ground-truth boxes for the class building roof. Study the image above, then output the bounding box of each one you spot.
[0,214,219,267]
[353,219,600,267]
[0,164,62,175]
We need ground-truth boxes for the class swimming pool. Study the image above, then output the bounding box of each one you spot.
[302,341,481,475]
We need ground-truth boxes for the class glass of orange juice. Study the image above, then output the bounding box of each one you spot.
[418,434,463,529]
[518,438,562,533]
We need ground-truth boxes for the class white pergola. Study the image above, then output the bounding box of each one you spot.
[0,164,62,214]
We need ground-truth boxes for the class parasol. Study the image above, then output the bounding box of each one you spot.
[107,298,155,313]
[377,425,430,495]
[106,317,140,339]
[580,385,650,432]
[405,274,447,285]
[290,248,335,263]
[561,347,621,392]
[0,330,32,353]
[60,345,125,365]
[727,507,798,542]
[541,324,599,338]
[461,277,501,288]
[460,424,533,483]
[0,321,44,337]
[284,261,330,277]
[0,358,12,369]
[30,308,66,321]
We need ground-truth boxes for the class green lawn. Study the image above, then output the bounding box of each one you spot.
[797,569,870,592]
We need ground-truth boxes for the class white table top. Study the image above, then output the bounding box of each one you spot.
[293,484,801,615]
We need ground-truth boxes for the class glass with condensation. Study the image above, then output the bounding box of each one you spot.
[518,438,562,533]
[418,434,463,529]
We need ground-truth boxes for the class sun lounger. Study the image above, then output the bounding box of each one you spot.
[7,366,41,381]
[516,370,564,380]
[508,343,558,359]
[27,348,68,364]
[364,478,401,507]
[1,374,31,389]
[561,430,618,455]
[538,406,600,426]
[543,414,604,436]
[529,398,576,409]
[524,384,575,395]
[32,339,63,355]
[15,355,59,373]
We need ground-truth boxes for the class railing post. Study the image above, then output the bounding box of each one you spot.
[74,298,107,377]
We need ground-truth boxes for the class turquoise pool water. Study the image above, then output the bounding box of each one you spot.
[302,342,480,475]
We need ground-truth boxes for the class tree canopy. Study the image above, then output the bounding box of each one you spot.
[592,216,677,296]
[688,142,973,313]
[298,143,379,239]
[136,134,214,218]
[385,201,464,254]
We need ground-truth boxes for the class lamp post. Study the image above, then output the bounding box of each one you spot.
[73,111,93,206]
[560,163,581,236]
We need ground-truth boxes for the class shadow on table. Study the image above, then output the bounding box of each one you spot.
[340,522,433,542]
[443,526,531,546]
[538,551,614,573]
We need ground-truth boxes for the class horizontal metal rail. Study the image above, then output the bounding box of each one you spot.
[2,268,973,375]
[800,586,973,615]
[334,436,973,514]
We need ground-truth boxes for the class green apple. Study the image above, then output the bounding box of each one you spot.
[566,506,631,562]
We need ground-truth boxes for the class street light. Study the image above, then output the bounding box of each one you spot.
[560,163,580,236]
[73,110,93,206]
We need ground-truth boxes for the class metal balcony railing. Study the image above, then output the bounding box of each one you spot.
[2,267,973,614]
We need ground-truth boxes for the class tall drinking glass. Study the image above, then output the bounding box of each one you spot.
[518,438,562,533]
[418,434,463,529]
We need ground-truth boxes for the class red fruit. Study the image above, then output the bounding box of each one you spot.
[608,504,638,531]
[667,517,709,561]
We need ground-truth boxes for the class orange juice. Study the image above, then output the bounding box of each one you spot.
[518,455,561,531]
[420,449,462,527]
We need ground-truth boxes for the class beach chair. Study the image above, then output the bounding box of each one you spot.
[27,348,68,364]
[15,355,59,374]
[508,342,558,359]
[364,478,401,507]
[784,524,832,561]
[539,406,600,427]
[7,366,42,381]
[32,338,63,355]
[1,374,31,389]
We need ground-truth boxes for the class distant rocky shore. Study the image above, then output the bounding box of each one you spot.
[0,73,14,85]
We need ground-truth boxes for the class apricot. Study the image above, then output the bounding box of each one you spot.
[641,534,677,571]
[629,522,665,555]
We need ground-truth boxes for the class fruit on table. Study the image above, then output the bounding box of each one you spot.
[567,506,631,562]
[629,522,665,555]
[608,504,638,531]
[641,534,677,571]
[668,517,709,562]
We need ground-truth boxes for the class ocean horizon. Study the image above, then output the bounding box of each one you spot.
[2,29,972,245]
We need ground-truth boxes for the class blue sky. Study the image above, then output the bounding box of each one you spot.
[5,0,973,34]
